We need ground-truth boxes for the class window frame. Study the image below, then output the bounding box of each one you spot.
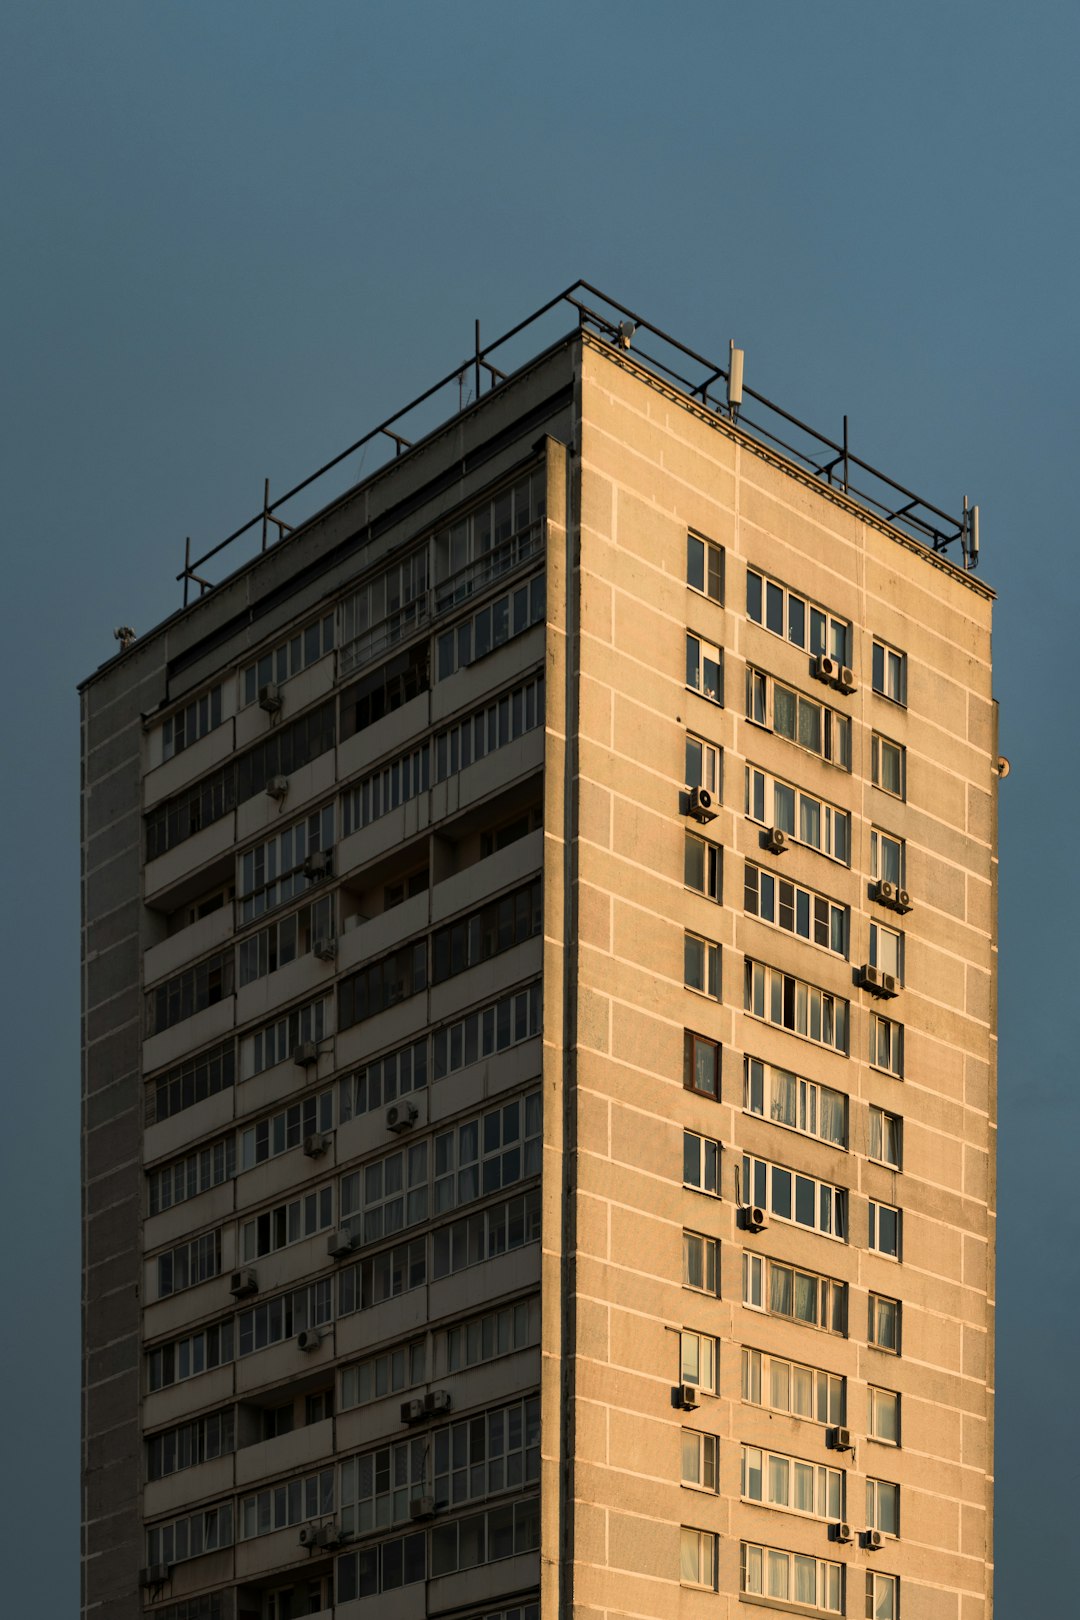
[685,733,722,796]
[868,1293,901,1354]
[679,1329,718,1393]
[742,1251,847,1336]
[741,1346,845,1427]
[741,1442,844,1522]
[684,829,721,901]
[746,568,850,663]
[744,1056,847,1149]
[741,1541,843,1614]
[684,933,720,999]
[869,920,903,982]
[869,1012,903,1077]
[680,1428,719,1493]
[687,532,724,602]
[868,1200,901,1260]
[744,862,847,958]
[872,640,907,706]
[870,828,906,888]
[868,1386,900,1447]
[866,1477,900,1538]
[871,733,906,799]
[679,1526,718,1590]
[685,632,724,705]
[746,668,852,770]
[868,1106,902,1169]
[745,763,850,865]
[866,1570,899,1620]
[682,1230,719,1295]
[683,1129,721,1197]
[684,1031,720,1099]
[744,958,850,1055]
[741,1152,847,1241]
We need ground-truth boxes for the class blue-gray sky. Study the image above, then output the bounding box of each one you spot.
[2,2,1076,1610]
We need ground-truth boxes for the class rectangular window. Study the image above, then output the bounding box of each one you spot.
[433,468,546,610]
[679,1527,718,1590]
[340,1036,427,1120]
[156,1230,222,1298]
[684,832,721,900]
[238,1280,333,1357]
[744,959,849,1055]
[745,764,850,863]
[681,1429,719,1491]
[684,1031,720,1099]
[432,1091,542,1217]
[744,863,847,956]
[146,1504,234,1569]
[872,641,906,705]
[684,934,720,997]
[868,1294,901,1353]
[686,633,723,704]
[337,1236,427,1317]
[741,1154,846,1240]
[870,828,905,888]
[240,1091,333,1172]
[866,1478,900,1537]
[680,1330,717,1392]
[238,804,335,925]
[741,1542,842,1613]
[866,1571,899,1619]
[241,1184,334,1261]
[338,940,428,1030]
[869,1013,903,1076]
[869,921,902,981]
[244,996,329,1078]
[433,671,545,784]
[341,1340,426,1411]
[683,1232,719,1294]
[147,1320,233,1392]
[868,1386,900,1445]
[148,1137,235,1216]
[436,574,546,679]
[744,1057,846,1148]
[242,614,334,704]
[868,1106,901,1169]
[687,533,723,601]
[147,1409,235,1481]
[431,1393,540,1512]
[146,1041,234,1127]
[683,1130,721,1196]
[746,668,851,769]
[238,894,335,987]
[741,1347,844,1426]
[746,569,849,663]
[868,1201,901,1259]
[339,550,428,679]
[339,1434,427,1536]
[340,643,431,741]
[433,980,542,1079]
[742,1444,843,1521]
[341,1143,429,1247]
[240,1469,334,1540]
[342,742,430,836]
[146,950,234,1037]
[429,1188,542,1284]
[742,1253,847,1335]
[146,1599,224,1620]
[444,1296,540,1373]
[431,879,542,987]
[872,734,905,798]
[685,733,722,796]
[161,683,224,761]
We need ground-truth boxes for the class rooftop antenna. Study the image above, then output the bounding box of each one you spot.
[727,340,745,421]
[962,496,980,570]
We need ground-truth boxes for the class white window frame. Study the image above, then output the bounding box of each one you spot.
[868,1200,901,1259]
[870,827,906,887]
[683,1129,721,1197]
[161,682,224,762]
[866,1477,900,1537]
[683,1231,719,1294]
[238,893,335,987]
[240,1090,333,1172]
[869,1012,903,1076]
[744,863,847,956]
[871,733,905,799]
[742,1542,843,1614]
[679,1330,717,1393]
[741,1153,846,1240]
[869,920,903,981]
[744,959,850,1054]
[242,614,335,704]
[684,933,720,998]
[746,667,852,769]
[240,1469,334,1540]
[237,804,335,925]
[243,996,330,1078]
[444,1296,540,1374]
[685,830,721,901]
[866,1570,899,1620]
[869,1293,901,1354]
[872,640,906,706]
[742,1252,847,1336]
[341,1339,427,1410]
[741,1346,845,1427]
[679,1526,718,1590]
[341,1141,429,1245]
[741,1443,844,1522]
[681,1427,719,1492]
[685,733,721,796]
[339,1433,427,1534]
[241,1184,334,1261]
[868,1386,900,1446]
[744,1056,847,1149]
[686,632,723,704]
[868,1106,901,1169]
[745,763,850,864]
[746,568,850,663]
[687,532,724,601]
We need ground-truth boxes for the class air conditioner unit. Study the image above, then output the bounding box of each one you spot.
[303,1131,330,1158]
[827,1426,853,1452]
[743,1204,768,1233]
[863,1529,884,1552]
[860,964,898,998]
[401,1397,426,1425]
[293,1040,319,1067]
[386,1101,418,1134]
[812,653,839,684]
[140,1564,170,1587]
[297,1327,322,1353]
[687,785,717,823]
[678,1383,699,1410]
[895,888,913,914]
[837,666,856,694]
[327,1228,357,1259]
[258,682,283,713]
[765,826,789,854]
[229,1268,258,1299]
[298,1525,320,1549]
[874,879,898,906]
[266,774,289,800]
[318,1522,342,1549]
[313,937,337,963]
[304,849,333,879]
[424,1390,452,1416]
[830,1521,853,1545]
[409,1495,436,1522]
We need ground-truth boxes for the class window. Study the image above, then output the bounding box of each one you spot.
[240,1091,333,1172]
[866,1478,900,1536]
[341,1143,429,1246]
[147,1320,233,1392]
[241,1469,334,1540]
[341,1340,426,1410]
[445,1297,540,1372]
[238,804,335,925]
[744,959,849,1054]
[687,533,723,601]
[340,1435,427,1535]
[433,1394,540,1509]
[872,641,906,705]
[868,1201,901,1259]
[157,1231,221,1298]
[683,1232,718,1294]
[433,1091,542,1216]
[685,733,722,796]
[869,921,902,981]
[872,734,905,798]
[146,1041,234,1126]
[744,864,847,956]
[161,683,224,761]
[146,951,234,1036]
[868,1386,900,1445]
[335,1527,427,1601]
[742,1252,847,1335]
[338,1236,427,1316]
[147,1410,235,1481]
[434,672,545,783]
[340,643,430,740]
[746,569,849,663]
[242,614,334,703]
[430,1188,542,1282]
[744,1057,846,1148]
[433,469,546,610]
[146,1504,233,1569]
[684,1031,720,1098]
[742,1444,843,1521]
[436,575,546,679]
[741,1347,844,1426]
[244,995,329,1078]
[868,1293,900,1353]
[147,1599,224,1620]
[866,1572,899,1620]
[681,1429,719,1491]
[428,1496,539,1579]
[746,668,851,769]
[431,880,543,986]
[684,1130,721,1196]
[869,1012,903,1076]
[434,981,543,1079]
[684,830,721,901]
[338,941,427,1030]
[741,1154,847,1239]
[238,894,335,986]
[741,1542,842,1613]
[868,1107,901,1169]
[745,765,850,863]
[686,633,723,703]
[680,1527,718,1590]
[339,551,428,678]
[870,828,905,888]
[680,1330,717,1392]
[241,1184,334,1261]
[684,933,720,997]
[342,742,431,835]
[148,1137,235,1216]
[238,1280,333,1356]
[340,1037,427,1120]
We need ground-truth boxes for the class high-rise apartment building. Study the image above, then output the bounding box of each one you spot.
[81,289,997,1620]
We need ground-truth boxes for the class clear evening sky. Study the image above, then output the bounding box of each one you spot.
[1,2,1076,1610]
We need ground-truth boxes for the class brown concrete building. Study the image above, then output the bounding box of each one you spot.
[81,288,997,1620]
